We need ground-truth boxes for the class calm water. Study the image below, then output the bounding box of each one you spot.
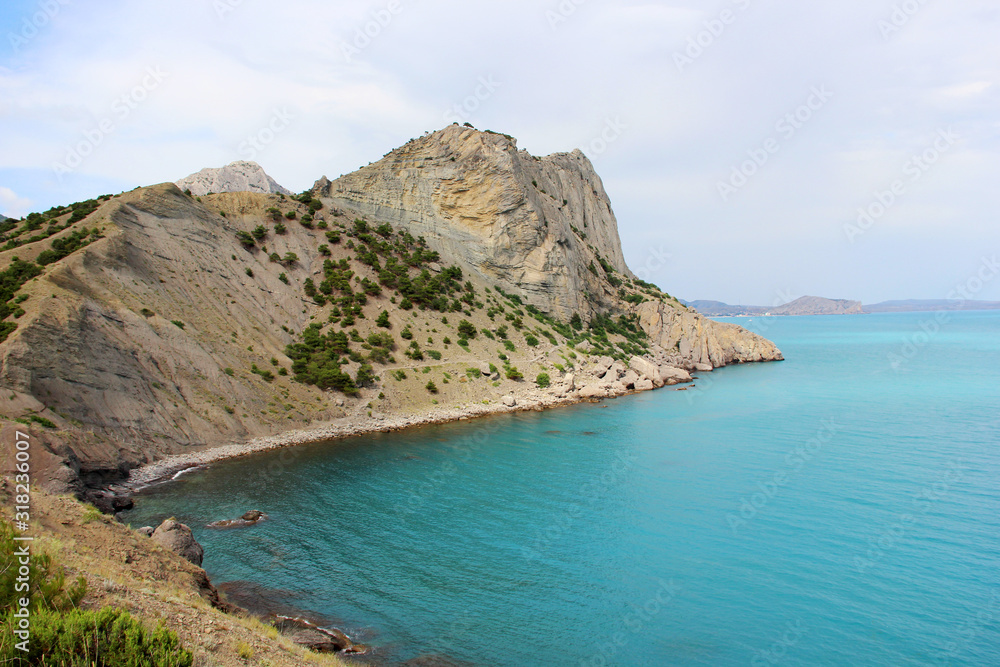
[126,312,1000,666]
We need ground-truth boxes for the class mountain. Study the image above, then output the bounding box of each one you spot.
[864,299,1000,313]
[689,296,863,316]
[772,296,863,316]
[175,160,292,196]
[0,126,781,496]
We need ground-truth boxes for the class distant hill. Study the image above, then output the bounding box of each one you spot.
[864,299,1000,313]
[688,296,863,317]
[772,296,864,316]
[175,160,292,196]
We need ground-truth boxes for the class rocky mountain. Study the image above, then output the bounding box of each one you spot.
[175,160,292,196]
[0,126,781,496]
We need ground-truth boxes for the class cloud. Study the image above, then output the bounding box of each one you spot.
[0,186,31,217]
[0,0,998,302]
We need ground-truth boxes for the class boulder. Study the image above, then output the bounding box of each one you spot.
[151,519,204,566]
[607,362,626,380]
[579,385,606,399]
[693,362,714,372]
[658,366,692,386]
[241,510,265,522]
[501,395,517,407]
[274,617,353,653]
[635,378,655,392]
[137,526,154,537]
[621,370,640,389]
[479,362,492,376]
[562,374,576,391]
[629,356,664,388]
[594,356,615,374]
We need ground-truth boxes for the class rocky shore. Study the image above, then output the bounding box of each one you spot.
[124,353,734,490]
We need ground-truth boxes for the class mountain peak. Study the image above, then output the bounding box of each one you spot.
[175,161,292,197]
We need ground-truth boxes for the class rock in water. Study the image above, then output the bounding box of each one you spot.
[151,519,204,566]
[175,160,291,196]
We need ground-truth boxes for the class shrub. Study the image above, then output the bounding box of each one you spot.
[425,380,438,394]
[140,308,154,317]
[525,334,539,347]
[457,319,477,339]
[245,268,254,277]
[503,339,515,352]
[318,244,331,256]
[251,225,267,240]
[376,310,391,328]
[285,210,296,220]
[282,252,298,265]
[393,370,407,381]
[274,222,287,234]
[235,231,255,246]
[505,366,523,381]
[171,320,185,330]
[278,272,289,284]
[223,367,235,376]
[536,373,551,388]
[1,606,194,667]
[400,326,414,340]
[427,350,442,360]
[269,252,280,263]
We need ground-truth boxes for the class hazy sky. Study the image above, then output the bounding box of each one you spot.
[1,0,997,304]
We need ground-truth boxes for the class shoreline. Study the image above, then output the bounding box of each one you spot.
[125,389,607,490]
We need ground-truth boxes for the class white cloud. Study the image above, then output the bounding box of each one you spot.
[0,186,32,218]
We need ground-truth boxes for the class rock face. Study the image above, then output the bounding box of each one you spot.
[637,301,783,369]
[151,519,204,566]
[318,125,632,320]
[175,161,292,197]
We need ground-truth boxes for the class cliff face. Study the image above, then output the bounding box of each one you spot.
[319,125,631,320]
[0,126,781,489]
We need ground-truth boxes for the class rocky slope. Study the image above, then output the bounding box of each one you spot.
[0,126,781,495]
[176,161,292,196]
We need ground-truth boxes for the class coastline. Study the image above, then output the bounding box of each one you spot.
[125,389,604,490]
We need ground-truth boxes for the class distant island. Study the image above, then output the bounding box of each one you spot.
[685,296,1000,317]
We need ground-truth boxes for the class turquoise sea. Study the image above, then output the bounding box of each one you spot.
[126,311,1000,666]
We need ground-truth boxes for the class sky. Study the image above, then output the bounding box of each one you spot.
[1,0,997,305]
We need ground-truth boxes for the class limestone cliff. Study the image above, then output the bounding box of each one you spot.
[318,125,632,320]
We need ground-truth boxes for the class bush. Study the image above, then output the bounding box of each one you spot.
[376,310,391,328]
[536,373,551,388]
[235,231,255,246]
[427,350,442,360]
[278,272,289,284]
[400,326,413,340]
[457,319,477,339]
[285,210,296,220]
[425,380,438,394]
[171,320,185,330]
[251,225,267,240]
[274,222,287,234]
[505,366,523,381]
[282,252,298,265]
[503,339,515,352]
[245,268,254,277]
[1,606,194,667]
[525,334,539,347]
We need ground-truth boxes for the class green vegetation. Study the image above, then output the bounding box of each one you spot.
[170,320,185,330]
[425,380,438,393]
[1,519,194,666]
[536,373,551,388]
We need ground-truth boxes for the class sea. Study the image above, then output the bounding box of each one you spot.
[125,311,1000,666]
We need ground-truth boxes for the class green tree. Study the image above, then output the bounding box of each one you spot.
[376,310,391,328]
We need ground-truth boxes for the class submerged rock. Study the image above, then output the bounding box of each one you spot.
[207,510,268,529]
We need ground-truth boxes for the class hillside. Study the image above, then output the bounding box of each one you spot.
[0,126,781,497]
[176,161,292,197]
